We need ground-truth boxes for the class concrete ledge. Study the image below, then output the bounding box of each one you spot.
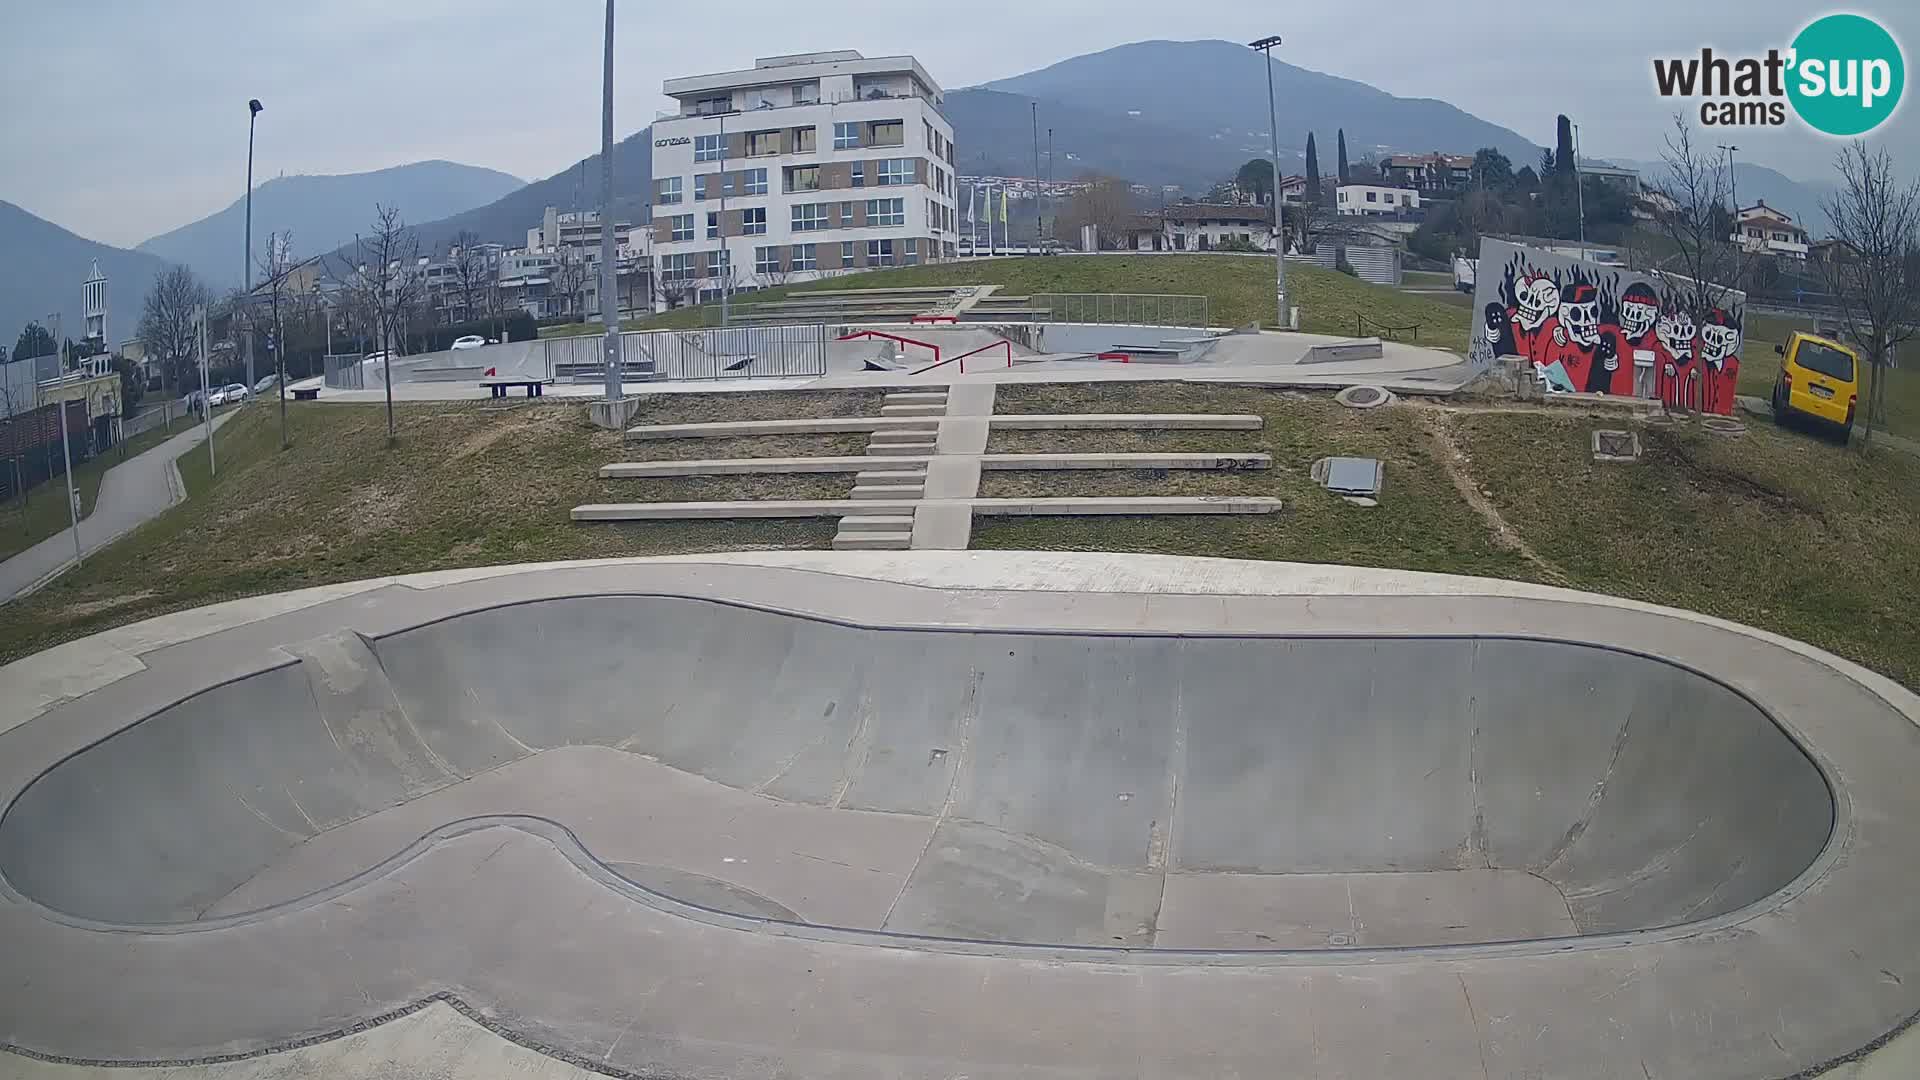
[626,417,937,440]
[987,413,1263,431]
[967,496,1283,515]
[589,396,645,431]
[575,495,1283,522]
[573,500,906,520]
[979,453,1272,471]
[600,456,930,477]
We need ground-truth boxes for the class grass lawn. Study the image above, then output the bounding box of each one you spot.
[547,257,1474,354]
[0,422,179,562]
[1736,312,1920,440]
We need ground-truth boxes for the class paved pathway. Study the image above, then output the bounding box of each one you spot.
[0,412,233,603]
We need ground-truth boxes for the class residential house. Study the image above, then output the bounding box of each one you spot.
[1335,184,1421,217]
[1735,201,1811,260]
[1380,153,1474,192]
[1161,203,1274,251]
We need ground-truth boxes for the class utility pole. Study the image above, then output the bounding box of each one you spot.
[1248,35,1290,329]
[1031,102,1041,254]
[718,110,731,326]
[197,305,215,477]
[49,313,81,568]
[243,98,263,390]
[1572,121,1587,253]
[598,0,622,399]
[1046,127,1054,245]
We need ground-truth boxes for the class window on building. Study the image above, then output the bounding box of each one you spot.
[1338,190,1347,203]
[841,240,856,265]
[851,162,864,188]
[707,212,720,239]
[878,158,912,186]
[791,244,817,271]
[694,174,710,201]
[867,198,904,227]
[743,168,768,196]
[694,95,731,115]
[741,207,766,235]
[833,122,859,150]
[694,134,722,163]
[793,127,816,153]
[661,253,694,281]
[869,120,904,147]
[1366,191,1377,202]
[903,239,920,266]
[670,214,694,242]
[867,239,895,265]
[785,165,819,192]
[656,177,682,204]
[709,248,730,275]
[792,203,827,232]
[924,121,934,148]
[746,130,779,156]
[755,246,781,275]
[840,200,856,223]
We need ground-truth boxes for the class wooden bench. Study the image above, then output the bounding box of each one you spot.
[481,377,550,399]
[291,386,320,401]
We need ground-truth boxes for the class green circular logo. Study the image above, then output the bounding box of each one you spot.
[1788,14,1905,136]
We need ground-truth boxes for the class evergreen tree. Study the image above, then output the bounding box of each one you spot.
[1304,133,1321,205]
[1556,115,1576,178]
[1336,129,1350,184]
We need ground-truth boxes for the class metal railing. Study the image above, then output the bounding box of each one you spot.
[545,324,829,382]
[1027,293,1211,329]
[121,400,188,440]
[322,353,366,390]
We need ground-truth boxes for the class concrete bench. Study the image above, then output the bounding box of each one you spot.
[481,377,551,399]
[291,386,320,401]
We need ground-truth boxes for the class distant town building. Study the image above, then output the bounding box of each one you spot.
[649,50,958,306]
[1161,203,1275,251]
[1335,184,1421,216]
[1735,201,1810,260]
[1578,164,1643,195]
[1380,153,1474,192]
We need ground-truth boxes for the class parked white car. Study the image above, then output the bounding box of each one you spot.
[209,383,250,406]
[361,351,391,366]
[450,335,486,351]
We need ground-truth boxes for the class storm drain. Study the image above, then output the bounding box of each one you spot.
[1335,385,1395,409]
[1312,457,1384,504]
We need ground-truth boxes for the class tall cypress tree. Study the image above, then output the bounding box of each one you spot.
[1304,133,1321,205]
[1336,128,1350,184]
[1556,115,1576,178]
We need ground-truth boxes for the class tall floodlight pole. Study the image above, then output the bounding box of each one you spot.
[598,0,621,399]
[1031,102,1041,254]
[197,305,215,477]
[1248,35,1289,329]
[1572,121,1588,252]
[49,313,82,567]
[1718,143,1741,243]
[1046,127,1053,245]
[244,99,262,389]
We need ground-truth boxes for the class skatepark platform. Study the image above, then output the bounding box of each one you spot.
[0,553,1916,1079]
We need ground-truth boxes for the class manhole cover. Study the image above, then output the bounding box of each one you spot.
[1335,384,1394,410]
[1703,416,1747,438]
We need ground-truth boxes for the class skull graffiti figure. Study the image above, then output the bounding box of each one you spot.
[1619,283,1660,341]
[1698,308,1740,368]
[1558,283,1602,347]
[1515,274,1560,331]
[1657,309,1697,363]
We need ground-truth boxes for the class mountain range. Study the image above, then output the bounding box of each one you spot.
[6,39,1844,343]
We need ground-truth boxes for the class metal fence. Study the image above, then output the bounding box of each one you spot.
[1305,246,1403,286]
[1028,293,1211,328]
[121,400,188,440]
[545,324,830,383]
[322,353,366,390]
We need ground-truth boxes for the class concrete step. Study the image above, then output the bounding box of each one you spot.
[883,392,949,404]
[837,514,916,533]
[848,484,923,500]
[879,404,947,417]
[867,442,936,455]
[869,422,938,435]
[853,470,928,484]
[601,455,929,478]
[832,531,913,551]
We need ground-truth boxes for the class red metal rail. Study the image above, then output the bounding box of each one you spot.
[953,339,1014,373]
[836,329,940,367]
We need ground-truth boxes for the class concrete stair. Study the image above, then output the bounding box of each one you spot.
[831,530,914,550]
[883,392,949,405]
[867,441,936,454]
[848,484,923,500]
[879,404,946,417]
[837,514,915,533]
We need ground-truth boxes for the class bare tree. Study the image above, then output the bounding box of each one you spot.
[254,231,299,449]
[1055,175,1136,249]
[550,246,588,320]
[335,204,421,441]
[1818,141,1920,447]
[656,273,699,312]
[450,229,494,329]
[1648,115,1754,333]
[136,265,208,396]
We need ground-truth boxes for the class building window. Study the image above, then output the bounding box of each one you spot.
[878,158,912,186]
[741,207,766,235]
[746,130,778,156]
[755,246,781,275]
[794,126,816,153]
[840,200,856,223]
[661,253,694,281]
[867,239,895,265]
[851,162,864,188]
[833,122,859,150]
[707,212,720,239]
[670,214,694,242]
[694,134,722,163]
[743,168,768,196]
[694,95,730,115]
[869,120,903,147]
[867,198,904,227]
[792,203,827,232]
[841,240,856,265]
[1338,190,1347,203]
[904,239,920,266]
[694,174,710,201]
[791,244,817,271]
[709,248,730,275]
[656,177,682,205]
[785,165,819,192]
[1366,191,1377,202]
[924,120,934,148]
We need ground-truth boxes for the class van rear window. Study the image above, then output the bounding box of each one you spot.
[1797,341,1855,381]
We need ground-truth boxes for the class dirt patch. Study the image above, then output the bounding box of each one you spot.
[60,590,156,619]
[345,483,407,535]
[1418,409,1570,585]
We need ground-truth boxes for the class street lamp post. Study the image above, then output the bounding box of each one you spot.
[244,98,262,390]
[1572,121,1587,252]
[598,0,622,399]
[1248,35,1289,329]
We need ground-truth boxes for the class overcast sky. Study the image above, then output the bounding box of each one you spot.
[3,0,1914,247]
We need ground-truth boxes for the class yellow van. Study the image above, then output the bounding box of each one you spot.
[1770,332,1861,442]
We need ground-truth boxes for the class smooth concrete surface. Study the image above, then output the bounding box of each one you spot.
[0,553,1915,1080]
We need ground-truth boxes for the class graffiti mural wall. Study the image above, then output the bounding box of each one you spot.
[1469,238,1746,415]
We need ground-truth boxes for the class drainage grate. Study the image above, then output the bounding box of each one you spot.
[1313,456,1384,496]
[1335,384,1395,410]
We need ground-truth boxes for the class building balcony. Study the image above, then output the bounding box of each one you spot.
[655,88,943,125]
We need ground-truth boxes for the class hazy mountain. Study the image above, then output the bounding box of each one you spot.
[337,134,654,263]
[944,88,1246,192]
[976,39,1543,180]
[0,201,172,352]
[137,160,523,288]
[1609,157,1836,237]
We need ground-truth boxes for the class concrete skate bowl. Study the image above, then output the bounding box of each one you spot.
[0,595,1834,951]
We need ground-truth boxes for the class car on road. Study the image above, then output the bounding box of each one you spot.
[208,383,250,407]
[1771,331,1860,443]
[450,335,486,351]
[361,351,391,366]
[252,373,280,395]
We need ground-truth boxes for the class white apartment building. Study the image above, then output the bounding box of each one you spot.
[1335,184,1420,216]
[650,50,958,305]
[1735,201,1811,260]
